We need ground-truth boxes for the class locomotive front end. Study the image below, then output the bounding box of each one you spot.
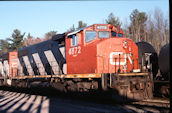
[65,24,153,101]
[97,38,139,74]
[94,24,153,101]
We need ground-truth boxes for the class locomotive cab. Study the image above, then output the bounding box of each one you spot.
[66,24,139,74]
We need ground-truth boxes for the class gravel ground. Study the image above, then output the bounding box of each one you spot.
[0,90,170,113]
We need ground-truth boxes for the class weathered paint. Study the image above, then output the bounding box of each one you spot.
[9,52,18,77]
[9,72,149,79]
[10,73,101,79]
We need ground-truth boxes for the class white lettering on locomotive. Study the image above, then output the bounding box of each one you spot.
[96,25,108,29]
[110,52,133,65]
[128,53,133,64]
[110,52,126,65]
[78,46,81,54]
[69,46,81,56]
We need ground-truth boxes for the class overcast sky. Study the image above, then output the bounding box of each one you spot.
[0,0,169,40]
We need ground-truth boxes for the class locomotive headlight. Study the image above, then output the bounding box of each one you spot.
[123,40,127,49]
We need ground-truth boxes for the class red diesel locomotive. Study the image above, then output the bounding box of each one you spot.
[0,24,154,101]
[66,24,139,74]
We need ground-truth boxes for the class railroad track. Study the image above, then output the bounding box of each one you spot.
[132,98,170,108]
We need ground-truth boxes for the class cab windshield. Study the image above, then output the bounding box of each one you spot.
[99,31,109,38]
[85,31,97,42]
[118,33,123,37]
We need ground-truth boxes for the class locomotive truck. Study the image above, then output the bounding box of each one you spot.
[0,24,156,101]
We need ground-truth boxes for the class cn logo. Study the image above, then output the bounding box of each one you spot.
[109,52,126,65]
[110,52,133,65]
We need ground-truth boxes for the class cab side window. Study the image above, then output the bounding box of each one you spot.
[85,31,96,43]
[111,31,116,37]
[71,34,78,46]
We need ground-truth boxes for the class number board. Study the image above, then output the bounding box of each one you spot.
[96,25,108,30]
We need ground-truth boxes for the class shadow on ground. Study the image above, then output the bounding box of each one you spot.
[0,86,170,113]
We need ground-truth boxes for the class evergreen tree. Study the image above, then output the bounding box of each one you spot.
[129,9,147,42]
[77,21,87,29]
[67,21,87,32]
[7,29,25,50]
[106,13,122,27]
[0,39,9,54]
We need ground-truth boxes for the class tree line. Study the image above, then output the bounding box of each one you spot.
[0,20,87,54]
[0,7,169,55]
[124,8,169,54]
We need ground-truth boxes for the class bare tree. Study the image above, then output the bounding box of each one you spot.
[152,7,169,53]
[0,40,9,54]
[78,21,87,29]
[23,33,43,47]
[122,18,130,38]
[23,33,34,46]
[129,9,147,42]
[44,31,57,40]
[146,12,154,44]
